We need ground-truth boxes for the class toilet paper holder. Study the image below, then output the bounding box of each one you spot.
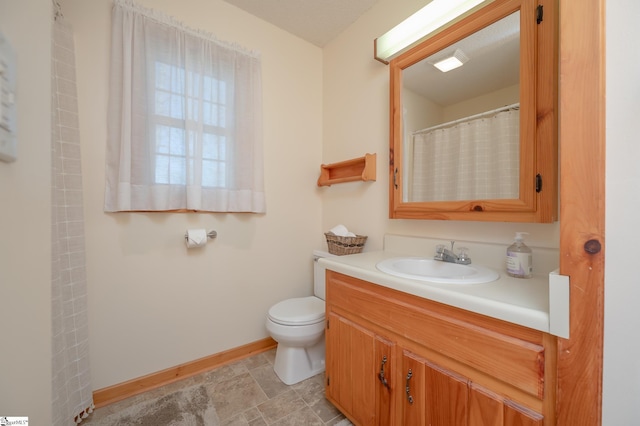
[184,230,218,241]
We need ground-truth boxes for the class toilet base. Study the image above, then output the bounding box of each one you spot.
[273,338,325,385]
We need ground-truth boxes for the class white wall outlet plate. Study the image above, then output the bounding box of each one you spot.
[0,31,17,162]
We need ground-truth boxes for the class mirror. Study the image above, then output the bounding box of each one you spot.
[403,12,520,203]
[389,0,557,222]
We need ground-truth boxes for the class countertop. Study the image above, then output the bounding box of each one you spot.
[319,242,566,335]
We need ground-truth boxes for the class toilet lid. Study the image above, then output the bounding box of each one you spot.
[268,296,325,326]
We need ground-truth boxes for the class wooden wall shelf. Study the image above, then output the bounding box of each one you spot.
[317,153,376,187]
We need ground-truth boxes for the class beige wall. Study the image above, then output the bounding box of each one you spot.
[62,0,323,389]
[0,0,52,423]
[321,0,559,250]
[603,0,640,423]
[442,84,519,122]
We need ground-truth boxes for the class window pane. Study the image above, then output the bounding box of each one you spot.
[156,125,170,154]
[155,125,188,184]
[218,105,226,127]
[155,90,171,117]
[169,155,186,185]
[203,101,213,126]
[169,127,185,155]
[203,75,212,101]
[170,67,185,95]
[203,102,226,127]
[155,154,170,184]
[186,96,199,121]
[202,133,217,159]
[187,70,199,96]
[201,76,227,127]
[170,94,184,119]
[187,131,196,157]
[155,62,171,90]
[202,159,225,188]
[219,136,226,159]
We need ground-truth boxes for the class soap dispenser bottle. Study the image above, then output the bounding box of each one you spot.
[506,232,533,278]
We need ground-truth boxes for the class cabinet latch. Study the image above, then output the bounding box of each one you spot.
[536,5,543,24]
[536,174,542,192]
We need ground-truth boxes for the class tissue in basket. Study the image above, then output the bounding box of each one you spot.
[324,232,367,255]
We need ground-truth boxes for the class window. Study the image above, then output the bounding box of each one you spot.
[106,0,265,212]
[153,62,228,188]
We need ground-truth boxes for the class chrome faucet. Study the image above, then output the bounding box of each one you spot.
[434,241,472,265]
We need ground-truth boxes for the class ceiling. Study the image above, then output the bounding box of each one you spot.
[221,0,380,47]
[221,1,520,108]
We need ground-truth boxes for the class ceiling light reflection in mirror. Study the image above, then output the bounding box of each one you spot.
[433,49,469,72]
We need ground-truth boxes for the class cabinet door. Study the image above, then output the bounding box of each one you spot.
[402,352,544,426]
[325,311,393,425]
[469,383,544,426]
[425,359,469,425]
[401,351,468,426]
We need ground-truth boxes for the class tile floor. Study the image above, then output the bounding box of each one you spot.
[84,348,353,425]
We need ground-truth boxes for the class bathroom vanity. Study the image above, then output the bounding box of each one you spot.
[319,235,564,425]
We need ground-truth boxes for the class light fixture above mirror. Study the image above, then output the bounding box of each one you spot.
[374,0,489,64]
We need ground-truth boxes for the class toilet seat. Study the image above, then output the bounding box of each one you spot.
[268,296,325,326]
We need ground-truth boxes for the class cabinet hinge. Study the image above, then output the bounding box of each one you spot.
[326,320,330,329]
[393,168,399,189]
[536,5,543,24]
[327,376,330,386]
[536,174,542,192]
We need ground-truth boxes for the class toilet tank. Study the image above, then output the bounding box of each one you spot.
[313,250,335,300]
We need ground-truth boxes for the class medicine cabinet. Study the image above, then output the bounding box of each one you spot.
[388,0,557,222]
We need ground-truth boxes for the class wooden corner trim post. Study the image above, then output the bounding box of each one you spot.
[557,0,605,424]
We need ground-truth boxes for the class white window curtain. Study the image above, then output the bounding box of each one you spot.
[106,0,265,212]
[410,106,519,202]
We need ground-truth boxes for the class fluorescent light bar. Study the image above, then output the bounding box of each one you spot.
[374,0,486,63]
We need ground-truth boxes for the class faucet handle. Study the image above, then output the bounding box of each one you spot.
[456,247,471,264]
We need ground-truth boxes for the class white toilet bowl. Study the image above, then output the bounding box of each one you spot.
[266,296,326,385]
[266,250,333,385]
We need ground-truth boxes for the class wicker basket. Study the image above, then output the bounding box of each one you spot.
[325,232,368,256]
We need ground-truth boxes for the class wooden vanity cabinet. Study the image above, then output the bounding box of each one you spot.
[325,271,556,426]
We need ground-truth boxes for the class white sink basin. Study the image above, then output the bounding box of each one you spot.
[376,257,499,284]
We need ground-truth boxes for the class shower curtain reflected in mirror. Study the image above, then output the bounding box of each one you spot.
[408,105,520,202]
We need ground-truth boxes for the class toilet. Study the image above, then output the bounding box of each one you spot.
[266,250,334,385]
